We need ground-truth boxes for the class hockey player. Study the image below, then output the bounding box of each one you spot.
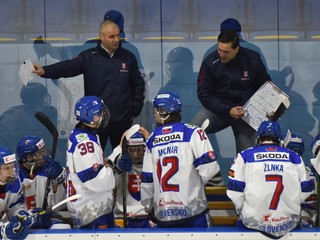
[66,95,130,229]
[16,135,70,229]
[141,92,220,228]
[0,147,34,239]
[114,131,155,228]
[227,120,314,239]
[281,131,318,228]
[311,133,320,175]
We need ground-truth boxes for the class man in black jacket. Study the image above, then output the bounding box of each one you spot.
[33,20,145,151]
[191,30,270,154]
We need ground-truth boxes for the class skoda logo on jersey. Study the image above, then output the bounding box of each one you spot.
[153,133,183,146]
[254,152,290,160]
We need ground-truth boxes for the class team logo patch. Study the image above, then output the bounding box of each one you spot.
[162,126,172,134]
[122,63,126,69]
[241,71,250,80]
[208,151,216,160]
[263,214,271,223]
[228,169,235,178]
[92,163,100,172]
[128,174,141,201]
[76,133,89,142]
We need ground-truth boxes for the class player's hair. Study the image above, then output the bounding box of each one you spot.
[218,30,240,49]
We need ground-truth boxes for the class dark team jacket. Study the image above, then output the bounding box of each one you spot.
[197,47,270,116]
[42,44,145,122]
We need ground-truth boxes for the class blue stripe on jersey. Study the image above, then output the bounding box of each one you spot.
[142,172,153,183]
[227,178,246,193]
[193,151,216,168]
[8,178,22,193]
[301,179,315,193]
[77,164,103,183]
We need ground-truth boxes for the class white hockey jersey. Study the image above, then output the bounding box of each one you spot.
[227,144,314,238]
[310,151,320,175]
[18,166,66,210]
[114,165,147,218]
[141,122,220,223]
[66,127,115,228]
[0,176,28,238]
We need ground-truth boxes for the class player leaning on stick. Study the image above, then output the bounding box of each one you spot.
[0,147,34,239]
[16,136,70,229]
[114,131,156,228]
[66,96,131,229]
[227,120,314,239]
[141,92,220,228]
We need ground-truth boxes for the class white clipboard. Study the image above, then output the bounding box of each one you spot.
[241,81,290,131]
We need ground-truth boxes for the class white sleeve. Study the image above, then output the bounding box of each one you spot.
[73,140,115,193]
[226,153,246,212]
[141,145,154,213]
[191,128,220,184]
[310,152,320,175]
[48,183,67,207]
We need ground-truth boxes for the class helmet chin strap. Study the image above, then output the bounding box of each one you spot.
[160,114,170,125]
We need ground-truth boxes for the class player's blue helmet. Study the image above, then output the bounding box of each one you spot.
[16,135,45,161]
[257,121,281,142]
[0,147,16,165]
[0,147,18,184]
[74,96,110,128]
[152,92,182,115]
[311,133,320,156]
[281,133,305,156]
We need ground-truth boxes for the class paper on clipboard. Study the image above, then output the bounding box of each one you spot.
[241,81,290,131]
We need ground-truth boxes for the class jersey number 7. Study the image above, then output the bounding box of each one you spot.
[265,174,284,210]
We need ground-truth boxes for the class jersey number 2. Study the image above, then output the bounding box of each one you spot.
[157,156,179,192]
[265,174,284,210]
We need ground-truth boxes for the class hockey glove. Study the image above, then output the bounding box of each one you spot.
[16,210,34,228]
[32,208,53,229]
[118,154,132,172]
[43,156,64,180]
[4,221,29,240]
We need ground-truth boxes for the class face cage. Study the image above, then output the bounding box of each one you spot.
[127,145,145,165]
[24,147,49,169]
[94,105,110,128]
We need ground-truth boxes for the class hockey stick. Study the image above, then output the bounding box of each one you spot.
[17,194,82,227]
[122,124,140,228]
[201,119,210,131]
[35,111,59,210]
[35,112,59,159]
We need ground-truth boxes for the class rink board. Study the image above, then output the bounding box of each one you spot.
[26,227,320,240]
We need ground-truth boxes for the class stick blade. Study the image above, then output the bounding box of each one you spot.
[125,124,140,140]
[52,194,82,211]
[201,119,210,131]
